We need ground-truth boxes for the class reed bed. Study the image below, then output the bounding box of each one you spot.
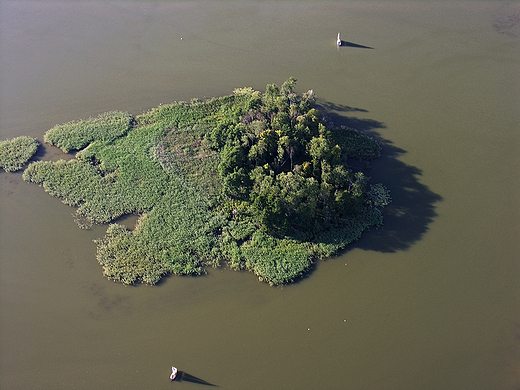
[332,126,381,161]
[313,207,383,257]
[240,234,315,285]
[0,136,39,172]
[94,163,226,284]
[43,111,132,153]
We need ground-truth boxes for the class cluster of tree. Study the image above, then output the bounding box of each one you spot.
[211,78,370,236]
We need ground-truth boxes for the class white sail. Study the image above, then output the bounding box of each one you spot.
[337,32,341,46]
[170,366,178,380]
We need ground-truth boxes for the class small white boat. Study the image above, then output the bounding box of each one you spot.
[170,366,178,380]
[337,32,341,46]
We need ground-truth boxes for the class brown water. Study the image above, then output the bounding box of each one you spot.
[1,1,519,389]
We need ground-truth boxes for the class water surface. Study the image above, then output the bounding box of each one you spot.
[1,2,519,389]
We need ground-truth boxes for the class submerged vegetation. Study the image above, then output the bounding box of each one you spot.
[20,78,389,285]
[0,136,39,172]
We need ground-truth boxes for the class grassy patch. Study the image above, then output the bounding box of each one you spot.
[43,111,132,153]
[0,136,39,172]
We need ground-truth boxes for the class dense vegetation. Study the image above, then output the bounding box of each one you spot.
[43,111,133,153]
[0,136,39,172]
[21,79,390,285]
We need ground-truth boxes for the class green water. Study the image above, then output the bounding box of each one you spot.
[1,2,519,389]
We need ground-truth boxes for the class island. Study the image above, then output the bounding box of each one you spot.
[11,78,390,285]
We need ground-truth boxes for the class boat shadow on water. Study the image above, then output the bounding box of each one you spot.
[338,40,374,49]
[172,371,218,387]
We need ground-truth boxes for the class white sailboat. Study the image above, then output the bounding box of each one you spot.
[170,366,178,380]
[337,32,341,46]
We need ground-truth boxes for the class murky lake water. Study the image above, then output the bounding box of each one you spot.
[1,1,519,389]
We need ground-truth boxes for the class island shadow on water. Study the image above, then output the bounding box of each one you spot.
[275,101,442,286]
[172,371,217,387]
[316,100,442,255]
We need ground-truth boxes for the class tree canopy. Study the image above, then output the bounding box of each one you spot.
[213,77,378,237]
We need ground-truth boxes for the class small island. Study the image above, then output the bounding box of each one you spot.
[17,78,389,285]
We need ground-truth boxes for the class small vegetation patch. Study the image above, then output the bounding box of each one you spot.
[20,79,389,285]
[43,111,132,153]
[0,136,39,172]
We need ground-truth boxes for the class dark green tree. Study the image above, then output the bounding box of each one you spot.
[211,78,379,236]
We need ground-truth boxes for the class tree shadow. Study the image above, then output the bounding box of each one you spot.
[317,101,442,253]
[317,101,368,113]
